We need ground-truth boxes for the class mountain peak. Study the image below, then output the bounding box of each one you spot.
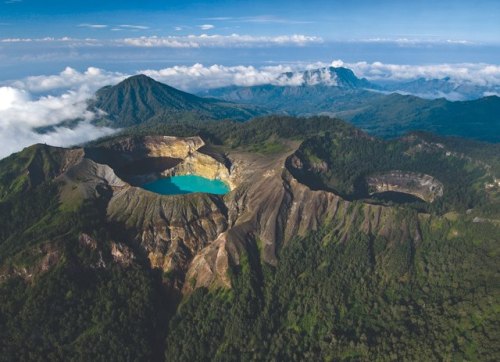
[91,75,260,126]
[277,66,375,89]
[115,74,166,89]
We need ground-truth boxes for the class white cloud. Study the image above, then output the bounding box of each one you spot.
[122,34,323,48]
[0,33,322,48]
[199,24,215,30]
[359,38,475,46]
[119,24,150,30]
[0,120,116,160]
[78,23,108,29]
[345,61,500,86]
[0,72,119,159]
[5,61,500,95]
[141,63,298,90]
[11,66,126,93]
[0,37,77,43]
[137,61,500,91]
[0,86,95,127]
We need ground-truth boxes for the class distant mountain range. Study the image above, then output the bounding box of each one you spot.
[199,67,500,142]
[381,77,500,101]
[339,93,500,142]
[202,65,499,102]
[33,69,498,143]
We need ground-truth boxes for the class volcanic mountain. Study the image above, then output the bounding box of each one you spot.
[90,74,263,127]
[0,116,498,360]
[275,66,376,88]
[199,66,383,117]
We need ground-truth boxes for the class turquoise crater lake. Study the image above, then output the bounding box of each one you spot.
[142,175,230,195]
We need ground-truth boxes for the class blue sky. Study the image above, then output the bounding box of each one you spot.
[1,0,499,41]
[0,0,499,79]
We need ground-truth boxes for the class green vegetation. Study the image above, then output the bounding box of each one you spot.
[165,215,500,361]
[202,84,384,117]
[0,261,166,361]
[0,115,498,361]
[93,115,358,149]
[345,94,500,142]
[0,180,170,361]
[0,144,73,201]
[289,131,489,212]
[203,80,500,142]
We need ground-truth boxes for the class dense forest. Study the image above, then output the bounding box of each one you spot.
[165,215,499,361]
[0,116,499,361]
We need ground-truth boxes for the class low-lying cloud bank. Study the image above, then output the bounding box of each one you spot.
[0,79,117,160]
[1,60,499,160]
[10,61,500,93]
[0,120,116,160]
[346,61,500,85]
[138,61,500,90]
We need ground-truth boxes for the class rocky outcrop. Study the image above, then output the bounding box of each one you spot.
[108,188,229,282]
[110,242,135,267]
[366,171,444,202]
[91,135,204,159]
[163,150,236,189]
[0,242,62,283]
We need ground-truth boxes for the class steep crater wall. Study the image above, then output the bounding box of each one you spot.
[85,136,235,189]
[284,150,444,204]
[366,171,444,203]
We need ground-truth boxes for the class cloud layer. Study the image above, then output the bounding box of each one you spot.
[0,74,119,159]
[140,61,500,90]
[121,34,323,48]
[0,33,322,48]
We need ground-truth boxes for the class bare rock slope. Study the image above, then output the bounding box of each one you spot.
[48,135,428,295]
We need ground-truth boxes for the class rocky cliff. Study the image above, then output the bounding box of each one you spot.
[366,171,444,202]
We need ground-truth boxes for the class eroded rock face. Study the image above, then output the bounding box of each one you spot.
[91,135,204,159]
[163,150,236,189]
[366,171,444,202]
[108,188,229,279]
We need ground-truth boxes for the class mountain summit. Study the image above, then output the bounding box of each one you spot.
[91,74,261,126]
[277,66,376,88]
